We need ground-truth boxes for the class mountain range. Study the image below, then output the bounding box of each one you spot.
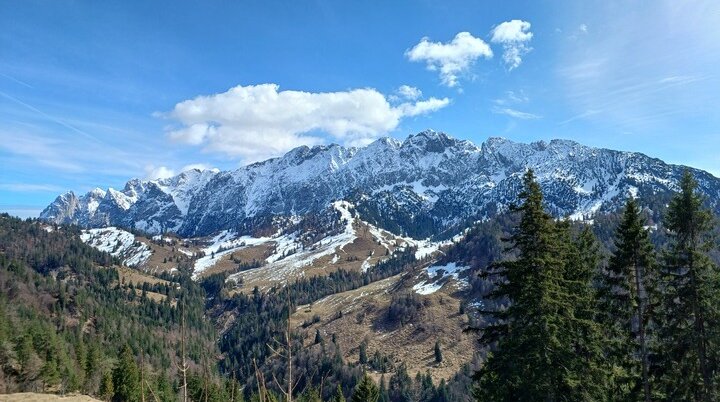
[40,130,720,239]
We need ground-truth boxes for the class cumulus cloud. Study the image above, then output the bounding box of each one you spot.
[396,85,422,100]
[491,20,534,70]
[406,32,493,87]
[164,84,450,162]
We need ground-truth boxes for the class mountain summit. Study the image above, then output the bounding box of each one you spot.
[40,131,720,238]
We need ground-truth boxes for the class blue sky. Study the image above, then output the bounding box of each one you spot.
[2,0,719,217]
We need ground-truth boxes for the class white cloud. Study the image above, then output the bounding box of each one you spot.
[165,84,450,162]
[145,165,176,180]
[492,107,541,120]
[143,163,217,181]
[494,90,529,105]
[406,32,493,87]
[400,97,451,117]
[579,24,588,33]
[490,20,534,70]
[397,85,422,100]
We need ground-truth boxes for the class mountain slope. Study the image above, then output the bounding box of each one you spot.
[40,131,720,239]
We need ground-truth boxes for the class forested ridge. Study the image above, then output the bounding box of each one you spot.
[0,215,226,401]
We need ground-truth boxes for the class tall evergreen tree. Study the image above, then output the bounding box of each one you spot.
[657,170,720,401]
[351,373,379,402]
[475,169,608,401]
[333,384,346,402]
[99,370,114,402]
[112,344,140,402]
[378,375,390,402]
[596,198,656,401]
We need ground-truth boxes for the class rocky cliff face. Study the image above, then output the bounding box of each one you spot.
[40,130,720,238]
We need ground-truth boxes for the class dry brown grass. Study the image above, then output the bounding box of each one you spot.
[117,267,169,287]
[196,243,274,279]
[0,393,101,402]
[291,269,479,383]
[138,236,198,274]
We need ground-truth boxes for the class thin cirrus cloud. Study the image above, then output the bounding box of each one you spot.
[405,32,493,87]
[164,83,450,163]
[492,107,541,120]
[492,90,540,119]
[490,20,534,70]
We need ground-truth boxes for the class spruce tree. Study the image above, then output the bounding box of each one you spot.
[475,169,608,401]
[434,340,443,363]
[359,341,368,365]
[657,170,720,401]
[351,373,380,402]
[596,198,655,401]
[99,370,114,402]
[333,384,346,402]
[112,344,140,402]
[378,375,390,402]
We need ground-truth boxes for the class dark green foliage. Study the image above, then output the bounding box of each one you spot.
[351,373,379,402]
[112,345,140,402]
[0,214,221,399]
[434,341,443,364]
[388,363,412,402]
[596,198,656,401]
[359,341,368,365]
[475,170,609,401]
[384,293,426,328]
[656,171,720,401]
[333,384,346,402]
[99,370,114,401]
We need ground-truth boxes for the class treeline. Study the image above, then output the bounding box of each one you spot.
[475,170,720,401]
[0,215,224,401]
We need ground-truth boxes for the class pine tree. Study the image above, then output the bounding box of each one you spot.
[99,370,114,402]
[596,198,656,401]
[434,340,443,363]
[314,329,323,345]
[333,384,346,402]
[112,344,140,402]
[359,341,367,365]
[475,169,608,401]
[378,374,390,402]
[351,373,379,402]
[657,170,720,401]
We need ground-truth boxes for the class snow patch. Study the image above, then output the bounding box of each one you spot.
[80,227,152,267]
[413,262,469,295]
